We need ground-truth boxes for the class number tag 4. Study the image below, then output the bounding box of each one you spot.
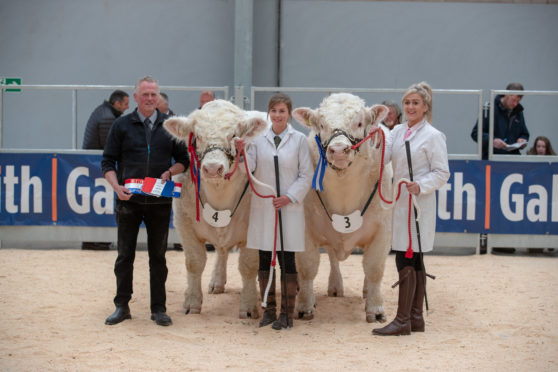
[331,210,363,234]
[202,203,232,227]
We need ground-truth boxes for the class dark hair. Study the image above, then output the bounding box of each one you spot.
[109,90,129,105]
[267,93,292,116]
[505,82,524,91]
[527,136,556,155]
[159,92,169,102]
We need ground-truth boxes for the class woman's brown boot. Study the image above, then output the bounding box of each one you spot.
[272,273,298,330]
[411,270,425,332]
[258,270,277,327]
[372,266,416,336]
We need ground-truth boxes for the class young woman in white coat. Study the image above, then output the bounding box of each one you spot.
[235,93,313,330]
[373,82,450,336]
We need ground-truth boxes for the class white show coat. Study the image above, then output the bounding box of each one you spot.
[384,120,450,253]
[244,124,314,252]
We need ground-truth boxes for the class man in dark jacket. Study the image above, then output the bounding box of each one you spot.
[471,82,529,159]
[83,90,129,150]
[102,76,189,327]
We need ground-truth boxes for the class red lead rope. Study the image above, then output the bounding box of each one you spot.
[224,147,280,267]
[352,128,415,258]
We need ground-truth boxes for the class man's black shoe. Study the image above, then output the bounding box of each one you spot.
[151,312,172,326]
[105,306,131,325]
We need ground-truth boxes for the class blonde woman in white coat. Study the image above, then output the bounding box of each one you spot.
[373,82,450,336]
[235,93,313,330]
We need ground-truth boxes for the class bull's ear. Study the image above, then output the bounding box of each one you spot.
[163,116,195,141]
[292,107,316,129]
[239,117,267,142]
[370,104,389,127]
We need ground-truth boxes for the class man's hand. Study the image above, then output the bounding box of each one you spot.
[493,138,507,149]
[115,184,132,200]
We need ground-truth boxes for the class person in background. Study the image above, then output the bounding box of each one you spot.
[157,92,175,116]
[471,82,529,159]
[235,93,313,330]
[373,82,449,336]
[527,136,556,155]
[83,90,130,150]
[82,89,130,250]
[102,76,189,327]
[381,100,402,130]
[199,90,214,109]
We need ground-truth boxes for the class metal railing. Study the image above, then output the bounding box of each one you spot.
[0,84,229,149]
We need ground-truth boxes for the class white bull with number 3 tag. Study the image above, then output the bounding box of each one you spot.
[331,210,363,233]
[202,203,232,227]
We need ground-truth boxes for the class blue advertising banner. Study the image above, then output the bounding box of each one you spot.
[1,153,557,235]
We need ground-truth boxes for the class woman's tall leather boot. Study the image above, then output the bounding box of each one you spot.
[372,266,416,336]
[272,273,298,330]
[258,270,277,327]
[411,270,425,332]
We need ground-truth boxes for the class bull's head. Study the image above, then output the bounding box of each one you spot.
[164,100,267,183]
[293,93,388,171]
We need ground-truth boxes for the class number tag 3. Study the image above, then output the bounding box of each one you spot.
[202,203,232,227]
[331,210,363,234]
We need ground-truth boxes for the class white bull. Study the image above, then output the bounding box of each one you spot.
[164,100,267,318]
[293,93,394,323]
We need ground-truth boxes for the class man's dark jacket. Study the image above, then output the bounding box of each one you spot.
[471,95,529,159]
[101,108,189,204]
[83,101,123,149]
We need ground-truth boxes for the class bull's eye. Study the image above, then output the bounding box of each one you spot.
[358,122,362,128]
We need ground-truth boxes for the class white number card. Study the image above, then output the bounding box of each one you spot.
[202,203,232,227]
[331,210,363,234]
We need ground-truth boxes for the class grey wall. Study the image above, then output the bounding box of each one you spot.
[1,0,557,155]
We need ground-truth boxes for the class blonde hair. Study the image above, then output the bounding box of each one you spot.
[402,81,433,123]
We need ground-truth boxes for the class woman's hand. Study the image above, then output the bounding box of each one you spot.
[272,195,291,210]
[406,181,420,195]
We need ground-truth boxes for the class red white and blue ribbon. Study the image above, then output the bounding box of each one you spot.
[312,134,327,191]
[124,178,181,198]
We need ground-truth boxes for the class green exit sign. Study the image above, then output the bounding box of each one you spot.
[1,77,22,92]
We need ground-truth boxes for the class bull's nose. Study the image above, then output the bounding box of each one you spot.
[328,143,350,155]
[202,164,225,177]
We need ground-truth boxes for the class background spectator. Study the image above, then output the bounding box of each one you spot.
[83,90,129,150]
[381,100,402,130]
[527,136,556,155]
[471,82,529,159]
[199,90,214,109]
[157,92,175,116]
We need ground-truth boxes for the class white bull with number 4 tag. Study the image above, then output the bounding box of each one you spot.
[331,210,363,233]
[202,203,231,227]
[163,100,269,319]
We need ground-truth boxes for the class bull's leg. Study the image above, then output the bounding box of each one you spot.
[326,248,344,297]
[208,246,228,294]
[296,236,320,320]
[362,242,388,323]
[183,240,207,315]
[237,246,259,319]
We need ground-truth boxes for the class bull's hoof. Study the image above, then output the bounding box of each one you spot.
[239,310,259,319]
[366,312,386,323]
[327,289,344,297]
[298,311,314,320]
[208,285,225,294]
[185,307,201,315]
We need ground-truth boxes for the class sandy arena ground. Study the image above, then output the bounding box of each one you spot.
[0,246,557,371]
